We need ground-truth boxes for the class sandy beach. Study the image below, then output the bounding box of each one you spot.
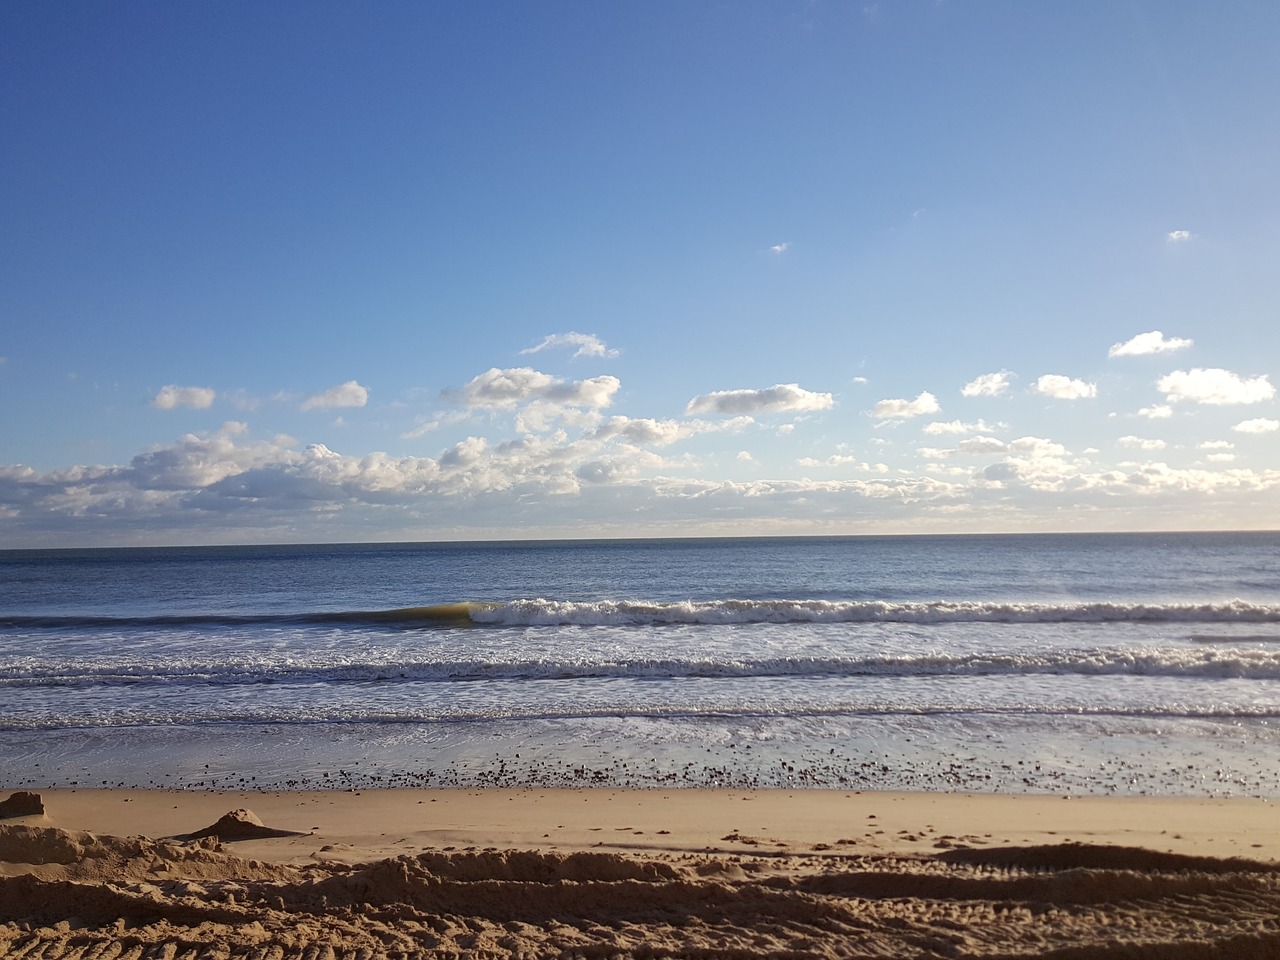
[4,787,1280,957]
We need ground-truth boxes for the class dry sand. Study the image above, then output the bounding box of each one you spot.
[3,787,1280,957]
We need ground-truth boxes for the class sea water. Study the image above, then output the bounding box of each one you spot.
[2,532,1278,796]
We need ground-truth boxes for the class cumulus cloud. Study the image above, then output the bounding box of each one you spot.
[1234,418,1280,434]
[797,454,862,468]
[769,242,790,254]
[922,436,1067,461]
[1137,404,1173,419]
[592,415,752,447]
[520,332,619,359]
[1157,369,1275,405]
[1108,330,1194,358]
[1118,436,1167,451]
[1166,230,1192,242]
[449,367,621,410]
[152,385,216,410]
[300,380,369,411]
[686,383,834,416]
[870,391,940,419]
[1201,441,1235,450]
[1032,375,1097,400]
[922,419,1001,436]
[961,372,1013,398]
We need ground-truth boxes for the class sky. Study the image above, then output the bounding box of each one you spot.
[1,1,1278,547]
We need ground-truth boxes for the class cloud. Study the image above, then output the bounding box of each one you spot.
[1157,368,1275,405]
[769,242,790,254]
[922,436,1067,461]
[686,383,834,416]
[449,367,621,410]
[922,419,1001,436]
[1166,230,1193,242]
[592,415,752,447]
[1032,375,1097,400]
[870,391,940,419]
[1137,404,1173,419]
[152,385,216,410]
[797,455,853,467]
[520,332,619,359]
[961,372,1013,398]
[1108,330,1194,358]
[1200,441,1234,450]
[737,451,753,462]
[1234,418,1280,434]
[1118,436,1167,451]
[300,380,369,411]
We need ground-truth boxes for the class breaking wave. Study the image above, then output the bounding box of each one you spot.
[5,597,1279,630]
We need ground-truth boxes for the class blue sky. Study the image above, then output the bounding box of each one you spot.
[2,1,1277,546]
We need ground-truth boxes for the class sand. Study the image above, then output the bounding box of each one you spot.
[3,787,1280,958]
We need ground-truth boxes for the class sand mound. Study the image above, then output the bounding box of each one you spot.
[180,807,306,841]
[0,793,43,820]
[4,826,1280,958]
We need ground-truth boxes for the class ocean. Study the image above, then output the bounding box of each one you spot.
[2,532,1278,796]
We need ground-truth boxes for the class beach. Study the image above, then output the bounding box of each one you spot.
[4,787,1280,957]
[5,535,1280,955]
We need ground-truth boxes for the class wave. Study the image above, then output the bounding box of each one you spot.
[0,602,487,629]
[5,700,1280,733]
[5,598,1280,630]
[8,646,1280,687]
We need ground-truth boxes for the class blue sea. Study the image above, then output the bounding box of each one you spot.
[2,532,1279,796]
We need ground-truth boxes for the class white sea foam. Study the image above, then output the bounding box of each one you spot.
[7,645,1280,686]
[470,598,1280,626]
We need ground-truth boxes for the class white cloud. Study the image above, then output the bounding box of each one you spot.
[961,371,1013,398]
[737,451,754,462]
[520,332,619,359]
[1157,368,1275,405]
[1032,375,1097,400]
[1166,230,1193,242]
[592,415,751,447]
[1137,404,1173,419]
[769,242,790,254]
[957,435,1009,454]
[870,391,940,419]
[1200,441,1235,450]
[686,383,835,416]
[922,419,1001,436]
[1108,330,1194,358]
[1205,453,1236,463]
[797,454,861,468]
[152,384,216,410]
[300,380,369,411]
[1118,436,1167,451]
[1234,418,1280,434]
[450,367,621,410]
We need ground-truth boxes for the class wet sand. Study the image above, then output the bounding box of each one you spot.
[3,788,1280,957]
